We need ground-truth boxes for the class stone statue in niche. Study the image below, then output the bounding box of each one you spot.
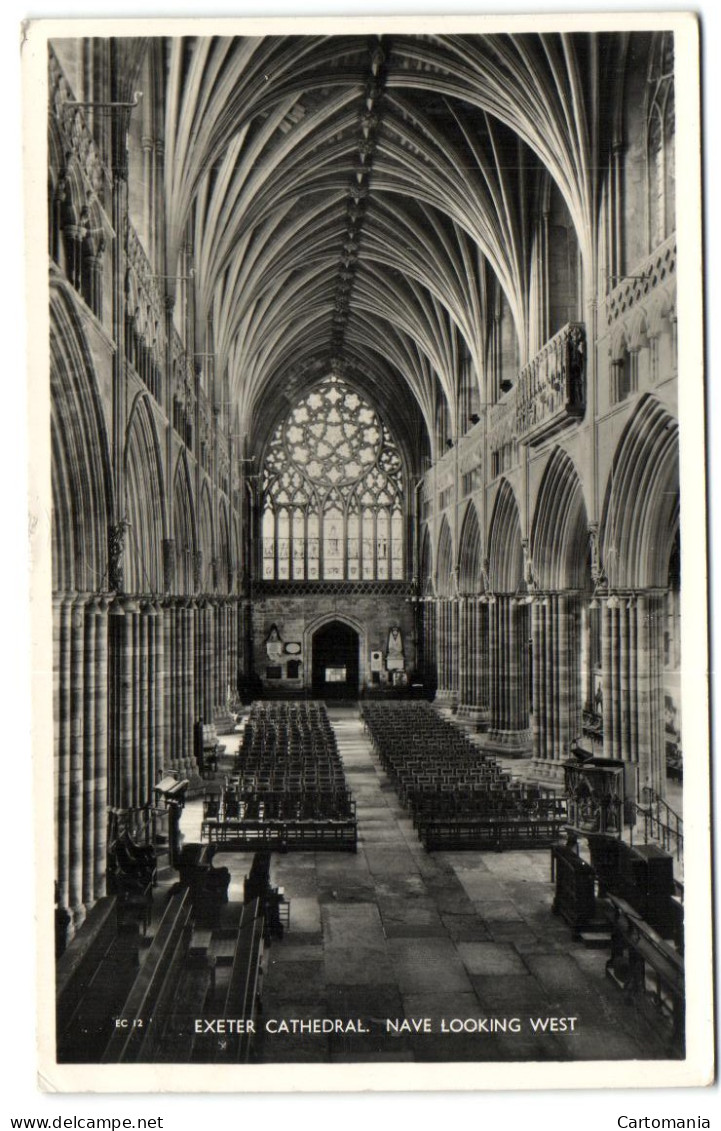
[386,625,405,672]
[266,624,283,661]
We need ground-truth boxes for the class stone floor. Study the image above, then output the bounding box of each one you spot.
[180,705,675,1064]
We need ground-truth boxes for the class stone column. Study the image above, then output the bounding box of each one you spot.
[223,601,230,704]
[449,601,456,701]
[173,600,183,769]
[162,599,173,775]
[152,599,165,792]
[130,598,141,809]
[471,599,490,727]
[434,600,456,706]
[466,599,475,713]
[213,599,221,712]
[532,597,543,757]
[488,596,532,752]
[93,596,111,900]
[177,601,187,767]
[531,594,582,779]
[81,598,97,912]
[165,598,176,773]
[213,601,221,710]
[602,592,666,799]
[69,593,91,931]
[434,601,444,696]
[178,599,198,775]
[457,597,468,715]
[457,598,468,711]
[108,596,137,812]
[137,602,149,807]
[193,599,204,723]
[54,593,74,939]
[228,599,238,702]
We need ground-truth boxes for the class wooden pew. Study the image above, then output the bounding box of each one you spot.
[202,817,357,852]
[551,844,598,931]
[101,889,193,1063]
[224,898,264,1062]
[194,899,265,1064]
[177,844,231,928]
[419,817,566,851]
[56,897,131,1062]
[603,892,685,1052]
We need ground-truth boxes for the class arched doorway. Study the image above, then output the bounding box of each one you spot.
[311,621,360,699]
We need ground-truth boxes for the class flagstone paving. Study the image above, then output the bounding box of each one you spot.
[182,706,674,1064]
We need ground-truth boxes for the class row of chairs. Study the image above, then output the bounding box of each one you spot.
[199,701,359,835]
[204,788,355,822]
[360,702,565,838]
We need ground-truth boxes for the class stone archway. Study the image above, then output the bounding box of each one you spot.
[486,480,531,750]
[310,620,361,699]
[530,448,591,777]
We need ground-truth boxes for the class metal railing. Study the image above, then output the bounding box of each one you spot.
[633,786,684,861]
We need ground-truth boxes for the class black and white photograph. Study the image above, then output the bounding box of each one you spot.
[19,10,714,1096]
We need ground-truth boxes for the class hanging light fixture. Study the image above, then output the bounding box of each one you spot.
[588,583,602,610]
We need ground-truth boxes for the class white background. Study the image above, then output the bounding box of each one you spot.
[2,1,718,1126]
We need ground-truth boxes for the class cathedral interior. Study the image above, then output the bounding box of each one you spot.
[45,29,689,1071]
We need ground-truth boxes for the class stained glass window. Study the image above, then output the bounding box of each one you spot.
[262,374,405,581]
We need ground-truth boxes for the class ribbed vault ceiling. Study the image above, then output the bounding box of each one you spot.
[127,32,625,469]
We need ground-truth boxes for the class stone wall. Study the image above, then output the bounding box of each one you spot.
[251,593,417,694]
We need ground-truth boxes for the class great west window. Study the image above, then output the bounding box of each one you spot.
[261,375,405,581]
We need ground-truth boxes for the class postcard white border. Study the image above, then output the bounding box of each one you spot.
[21,9,714,1096]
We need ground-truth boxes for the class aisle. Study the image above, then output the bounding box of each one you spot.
[253,705,669,1064]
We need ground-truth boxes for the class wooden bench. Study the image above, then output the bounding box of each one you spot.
[589,836,680,943]
[224,898,264,1062]
[603,892,685,1052]
[56,897,124,1061]
[178,843,231,927]
[202,817,357,852]
[419,817,566,852]
[194,899,265,1064]
[101,889,193,1063]
[551,844,598,930]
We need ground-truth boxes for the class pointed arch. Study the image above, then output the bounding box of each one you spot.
[531,449,589,591]
[173,451,197,595]
[217,500,232,595]
[436,516,454,597]
[419,525,434,597]
[199,480,215,586]
[302,609,368,692]
[601,395,679,590]
[457,502,483,594]
[124,394,166,594]
[50,280,113,592]
[487,479,523,594]
[232,512,244,591]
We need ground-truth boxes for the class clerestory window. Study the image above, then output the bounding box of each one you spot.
[261,374,405,581]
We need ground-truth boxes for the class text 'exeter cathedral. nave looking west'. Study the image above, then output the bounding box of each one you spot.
[45,27,689,1071]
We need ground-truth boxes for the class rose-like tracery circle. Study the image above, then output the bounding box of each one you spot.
[262,373,405,581]
[282,377,383,488]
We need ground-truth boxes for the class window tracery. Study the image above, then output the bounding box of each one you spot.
[262,374,405,581]
[648,32,675,249]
